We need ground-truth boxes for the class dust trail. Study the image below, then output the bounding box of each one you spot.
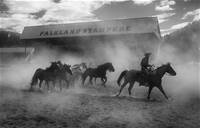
[1,36,199,99]
[0,25,199,128]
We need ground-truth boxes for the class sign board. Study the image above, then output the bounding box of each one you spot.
[20,17,161,40]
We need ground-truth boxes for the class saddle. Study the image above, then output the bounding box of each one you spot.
[139,65,155,86]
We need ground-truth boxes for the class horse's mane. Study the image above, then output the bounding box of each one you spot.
[155,63,169,71]
[97,62,112,69]
[46,62,59,71]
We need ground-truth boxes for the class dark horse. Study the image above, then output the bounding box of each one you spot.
[82,62,115,86]
[116,63,176,99]
[55,64,73,90]
[30,62,72,90]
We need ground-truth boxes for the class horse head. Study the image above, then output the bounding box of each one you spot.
[107,62,115,72]
[165,62,176,76]
[50,61,58,67]
[81,62,88,69]
[48,61,60,71]
[63,64,73,75]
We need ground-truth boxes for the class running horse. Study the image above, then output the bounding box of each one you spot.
[82,62,115,86]
[71,62,87,72]
[116,63,176,99]
[55,64,73,90]
[69,62,88,86]
[30,62,59,90]
[30,62,72,91]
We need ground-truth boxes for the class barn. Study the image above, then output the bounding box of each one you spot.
[20,17,161,60]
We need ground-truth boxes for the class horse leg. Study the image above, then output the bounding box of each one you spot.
[39,80,43,89]
[59,80,62,91]
[157,85,168,99]
[116,81,128,97]
[128,82,135,96]
[95,78,97,85]
[101,77,107,87]
[101,77,104,86]
[82,75,87,86]
[64,79,69,88]
[52,80,56,91]
[46,81,50,91]
[147,86,153,100]
[89,76,93,85]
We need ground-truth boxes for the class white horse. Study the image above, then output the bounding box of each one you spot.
[67,62,87,86]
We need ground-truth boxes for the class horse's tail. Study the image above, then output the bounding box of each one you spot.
[117,70,128,86]
[30,69,41,87]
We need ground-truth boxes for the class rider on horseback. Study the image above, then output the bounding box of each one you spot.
[139,52,153,86]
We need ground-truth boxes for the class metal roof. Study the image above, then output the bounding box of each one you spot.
[0,47,34,53]
[20,17,161,40]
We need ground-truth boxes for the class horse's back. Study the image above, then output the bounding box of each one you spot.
[83,68,94,75]
[35,68,44,73]
[125,69,140,81]
[127,69,140,75]
[85,68,94,72]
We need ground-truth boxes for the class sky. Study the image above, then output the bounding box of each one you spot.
[0,0,200,36]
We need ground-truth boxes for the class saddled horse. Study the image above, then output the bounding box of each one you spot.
[116,63,176,99]
[82,62,115,86]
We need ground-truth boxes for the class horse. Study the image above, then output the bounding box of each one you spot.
[30,62,72,91]
[71,62,87,72]
[82,62,115,86]
[68,62,88,86]
[30,62,59,90]
[116,63,176,99]
[54,64,73,91]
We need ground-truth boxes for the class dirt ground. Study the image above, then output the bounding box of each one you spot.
[0,83,199,128]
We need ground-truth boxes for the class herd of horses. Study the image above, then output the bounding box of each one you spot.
[30,61,176,99]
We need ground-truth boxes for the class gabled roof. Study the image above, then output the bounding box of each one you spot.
[20,17,161,40]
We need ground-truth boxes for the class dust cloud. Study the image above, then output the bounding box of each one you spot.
[0,33,199,128]
[0,35,199,100]
[156,42,199,101]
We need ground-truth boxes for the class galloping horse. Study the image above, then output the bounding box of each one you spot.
[69,62,88,85]
[30,62,59,90]
[30,62,72,91]
[71,62,87,73]
[82,62,115,86]
[116,63,176,99]
[55,64,72,90]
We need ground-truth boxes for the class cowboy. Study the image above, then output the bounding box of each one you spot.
[140,53,152,72]
[139,52,152,86]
